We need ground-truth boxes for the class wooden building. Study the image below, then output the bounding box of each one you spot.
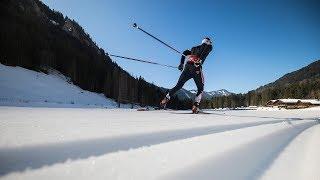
[266,99,320,109]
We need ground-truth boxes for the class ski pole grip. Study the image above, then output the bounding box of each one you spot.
[132,23,138,28]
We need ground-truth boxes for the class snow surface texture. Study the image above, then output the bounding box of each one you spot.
[0,63,135,108]
[0,107,319,180]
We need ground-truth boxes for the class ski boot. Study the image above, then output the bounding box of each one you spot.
[192,102,200,114]
[160,95,170,109]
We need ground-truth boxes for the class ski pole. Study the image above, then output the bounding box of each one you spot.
[132,23,185,57]
[107,53,177,69]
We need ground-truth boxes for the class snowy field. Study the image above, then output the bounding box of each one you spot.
[0,107,319,180]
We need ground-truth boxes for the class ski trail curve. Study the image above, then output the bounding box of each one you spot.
[162,120,318,180]
[260,124,320,180]
[0,119,286,175]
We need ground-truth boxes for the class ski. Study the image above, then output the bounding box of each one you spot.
[192,110,212,114]
[137,107,163,111]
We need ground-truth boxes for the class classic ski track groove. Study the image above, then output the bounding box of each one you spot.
[2,120,318,180]
[162,121,318,180]
[0,118,306,175]
[260,124,320,179]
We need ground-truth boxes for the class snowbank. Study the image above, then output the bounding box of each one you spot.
[0,64,120,108]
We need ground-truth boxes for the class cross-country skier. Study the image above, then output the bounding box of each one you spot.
[160,37,213,113]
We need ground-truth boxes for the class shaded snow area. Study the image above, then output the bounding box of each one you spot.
[0,107,319,180]
[0,64,123,108]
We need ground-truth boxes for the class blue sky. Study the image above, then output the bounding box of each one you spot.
[42,0,320,93]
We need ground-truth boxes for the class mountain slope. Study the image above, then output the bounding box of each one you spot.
[193,89,232,98]
[257,60,320,91]
[210,59,320,108]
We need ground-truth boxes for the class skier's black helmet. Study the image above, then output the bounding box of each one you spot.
[202,37,212,45]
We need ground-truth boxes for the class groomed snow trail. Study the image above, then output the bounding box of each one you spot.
[0,107,319,180]
[260,124,320,180]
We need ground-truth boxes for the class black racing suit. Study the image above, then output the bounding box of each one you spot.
[168,43,212,104]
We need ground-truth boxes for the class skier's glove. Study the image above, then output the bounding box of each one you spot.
[178,64,184,71]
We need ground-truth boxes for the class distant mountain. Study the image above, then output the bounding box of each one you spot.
[174,89,194,100]
[202,89,232,98]
[190,89,232,99]
[175,89,232,100]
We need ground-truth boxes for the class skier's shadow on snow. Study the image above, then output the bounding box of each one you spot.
[0,118,299,176]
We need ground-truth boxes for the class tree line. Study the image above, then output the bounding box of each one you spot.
[210,78,320,108]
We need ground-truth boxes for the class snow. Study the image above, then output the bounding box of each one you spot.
[277,99,300,103]
[1,63,320,179]
[275,99,320,105]
[300,99,320,105]
[0,107,319,180]
[260,124,320,180]
[190,89,231,99]
[49,20,59,26]
[0,63,124,108]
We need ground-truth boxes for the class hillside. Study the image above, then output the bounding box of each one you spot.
[258,60,320,91]
[210,60,320,108]
[0,0,189,109]
[0,63,121,108]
